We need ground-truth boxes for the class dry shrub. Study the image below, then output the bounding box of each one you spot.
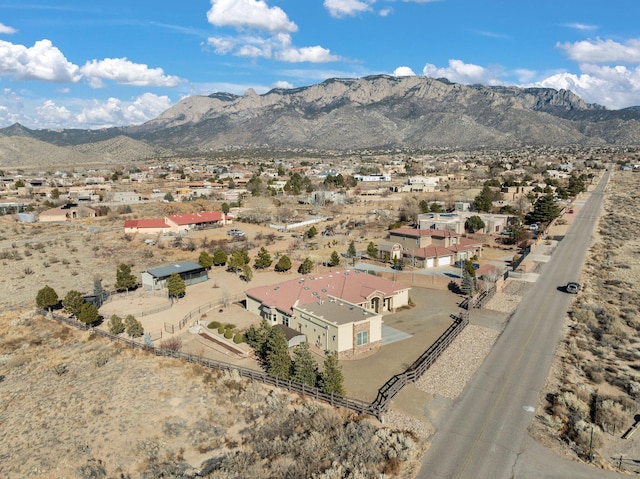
[159,336,183,353]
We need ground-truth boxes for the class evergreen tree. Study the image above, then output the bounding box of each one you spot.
[115,263,137,292]
[245,320,272,358]
[465,215,485,233]
[221,202,230,214]
[242,264,253,282]
[108,314,125,334]
[418,199,430,214]
[167,273,186,298]
[228,249,250,273]
[265,327,291,379]
[530,192,561,224]
[460,268,476,297]
[78,302,100,325]
[292,342,318,387]
[275,255,292,272]
[36,285,59,311]
[430,202,443,213]
[463,259,476,278]
[298,257,314,274]
[366,241,377,259]
[212,248,228,266]
[254,247,272,269]
[473,185,496,213]
[198,251,214,269]
[304,225,318,239]
[63,290,86,317]
[328,251,341,267]
[125,314,144,337]
[93,277,106,308]
[347,240,357,258]
[321,352,345,396]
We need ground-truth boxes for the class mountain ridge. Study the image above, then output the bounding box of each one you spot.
[2,75,640,162]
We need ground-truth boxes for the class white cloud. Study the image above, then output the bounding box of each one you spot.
[75,93,173,128]
[422,59,503,85]
[36,100,72,126]
[563,23,598,32]
[207,0,297,33]
[324,0,372,18]
[273,80,293,89]
[80,58,182,88]
[393,66,416,77]
[277,46,340,63]
[208,32,338,63]
[537,65,640,109]
[557,38,640,64]
[0,22,17,34]
[0,39,81,83]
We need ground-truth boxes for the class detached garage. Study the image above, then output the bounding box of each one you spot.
[141,261,208,291]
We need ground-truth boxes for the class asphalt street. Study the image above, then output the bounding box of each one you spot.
[419,170,625,479]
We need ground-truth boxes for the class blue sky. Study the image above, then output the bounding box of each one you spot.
[0,0,639,130]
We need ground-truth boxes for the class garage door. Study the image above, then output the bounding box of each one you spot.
[437,256,452,267]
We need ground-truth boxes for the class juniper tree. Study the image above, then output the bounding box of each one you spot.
[265,327,291,379]
[115,263,137,292]
[108,314,125,334]
[328,251,341,267]
[78,302,100,325]
[167,273,186,298]
[36,285,59,312]
[63,290,86,317]
[275,255,292,272]
[198,251,214,269]
[321,352,345,396]
[254,247,272,269]
[212,248,228,266]
[292,342,318,387]
[298,257,314,274]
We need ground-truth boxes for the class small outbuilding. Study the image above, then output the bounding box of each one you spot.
[141,261,208,291]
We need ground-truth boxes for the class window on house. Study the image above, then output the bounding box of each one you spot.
[356,331,368,346]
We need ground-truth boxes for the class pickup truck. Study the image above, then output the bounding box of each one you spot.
[565,282,581,294]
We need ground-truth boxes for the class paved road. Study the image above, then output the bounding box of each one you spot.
[419,170,624,478]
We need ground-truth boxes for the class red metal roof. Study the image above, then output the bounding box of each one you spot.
[167,211,224,225]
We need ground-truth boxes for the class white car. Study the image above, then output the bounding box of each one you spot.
[227,229,245,237]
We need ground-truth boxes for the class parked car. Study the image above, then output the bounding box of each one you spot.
[565,282,581,294]
[227,229,245,237]
[568,209,574,214]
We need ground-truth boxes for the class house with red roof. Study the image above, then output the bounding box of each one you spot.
[388,227,483,268]
[124,218,171,235]
[165,211,228,234]
[245,269,410,358]
[123,210,228,235]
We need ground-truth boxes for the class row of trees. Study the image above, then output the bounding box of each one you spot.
[36,285,101,325]
[245,320,346,396]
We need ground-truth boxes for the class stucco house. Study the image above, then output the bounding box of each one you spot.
[39,204,96,222]
[389,227,483,268]
[245,269,410,358]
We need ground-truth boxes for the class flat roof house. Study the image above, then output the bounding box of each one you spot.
[245,269,410,358]
[141,261,208,291]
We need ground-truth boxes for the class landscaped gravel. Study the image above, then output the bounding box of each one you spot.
[414,324,500,399]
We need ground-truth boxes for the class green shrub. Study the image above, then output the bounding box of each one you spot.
[208,321,222,329]
[224,329,233,339]
[218,326,225,334]
[224,323,236,330]
[233,333,245,344]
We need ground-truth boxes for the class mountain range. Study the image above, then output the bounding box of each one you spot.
[2,74,640,168]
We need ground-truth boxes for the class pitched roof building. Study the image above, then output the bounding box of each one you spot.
[245,269,410,358]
